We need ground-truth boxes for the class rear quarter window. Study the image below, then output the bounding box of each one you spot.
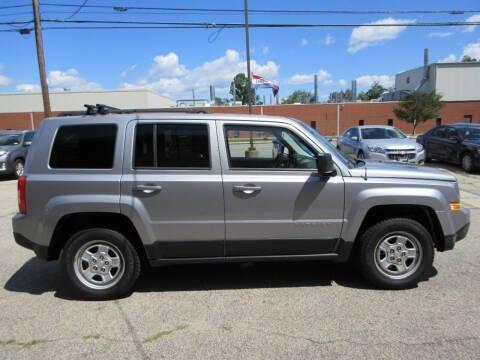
[49,124,117,169]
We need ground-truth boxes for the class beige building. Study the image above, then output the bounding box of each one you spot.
[0,89,175,113]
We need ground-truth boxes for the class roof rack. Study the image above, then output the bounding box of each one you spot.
[58,104,209,117]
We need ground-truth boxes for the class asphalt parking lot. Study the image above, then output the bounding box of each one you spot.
[0,164,479,359]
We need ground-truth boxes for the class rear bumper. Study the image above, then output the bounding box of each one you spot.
[13,232,50,260]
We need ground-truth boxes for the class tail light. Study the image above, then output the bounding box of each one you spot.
[18,175,27,215]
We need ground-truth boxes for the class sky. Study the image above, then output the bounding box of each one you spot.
[1,0,480,102]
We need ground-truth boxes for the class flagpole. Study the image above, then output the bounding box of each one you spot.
[243,0,253,115]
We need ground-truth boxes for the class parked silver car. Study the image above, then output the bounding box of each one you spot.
[337,125,425,164]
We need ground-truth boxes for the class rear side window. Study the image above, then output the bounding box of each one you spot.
[134,123,210,169]
[50,124,117,169]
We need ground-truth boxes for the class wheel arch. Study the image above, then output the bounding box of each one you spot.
[49,212,148,264]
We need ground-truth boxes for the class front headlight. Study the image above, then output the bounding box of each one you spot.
[368,145,385,154]
[0,151,7,157]
[416,143,424,152]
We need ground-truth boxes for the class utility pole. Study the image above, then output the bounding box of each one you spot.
[243,0,253,114]
[32,0,51,118]
[192,88,196,107]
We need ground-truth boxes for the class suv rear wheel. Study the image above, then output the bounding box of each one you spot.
[61,228,141,300]
[357,218,434,289]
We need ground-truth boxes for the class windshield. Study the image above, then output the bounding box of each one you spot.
[458,127,480,140]
[297,120,356,169]
[0,134,21,146]
[361,127,406,140]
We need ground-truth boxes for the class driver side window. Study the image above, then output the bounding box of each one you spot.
[224,125,318,169]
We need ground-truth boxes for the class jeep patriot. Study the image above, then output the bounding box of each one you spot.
[12,112,470,299]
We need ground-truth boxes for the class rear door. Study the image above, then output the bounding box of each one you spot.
[121,119,225,259]
[217,120,345,257]
[426,127,447,160]
[444,127,461,163]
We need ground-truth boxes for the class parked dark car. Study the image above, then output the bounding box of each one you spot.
[0,130,35,178]
[417,123,480,172]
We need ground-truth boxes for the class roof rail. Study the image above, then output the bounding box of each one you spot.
[58,104,209,117]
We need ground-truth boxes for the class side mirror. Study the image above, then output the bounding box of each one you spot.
[351,136,359,141]
[316,153,337,177]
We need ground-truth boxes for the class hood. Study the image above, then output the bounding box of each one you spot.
[0,146,13,152]
[349,161,456,182]
[363,138,416,151]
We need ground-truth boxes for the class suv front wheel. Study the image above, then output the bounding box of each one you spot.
[61,228,141,300]
[357,218,434,289]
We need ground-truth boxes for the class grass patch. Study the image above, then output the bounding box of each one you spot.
[143,325,188,344]
[82,335,101,341]
[0,339,47,348]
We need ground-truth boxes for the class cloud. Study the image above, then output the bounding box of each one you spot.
[47,68,102,91]
[0,64,12,86]
[348,18,415,53]
[120,64,137,78]
[462,41,480,59]
[125,49,279,98]
[262,46,269,55]
[286,69,331,85]
[438,54,458,63]
[324,35,335,46]
[464,14,480,33]
[301,38,308,46]
[429,31,453,38]
[149,52,187,78]
[356,75,394,89]
[338,79,348,88]
[16,83,40,92]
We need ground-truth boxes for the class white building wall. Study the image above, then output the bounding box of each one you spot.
[0,89,175,113]
[435,64,480,101]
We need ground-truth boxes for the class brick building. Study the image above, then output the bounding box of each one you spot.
[0,100,479,136]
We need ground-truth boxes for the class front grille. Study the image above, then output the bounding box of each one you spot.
[387,152,416,161]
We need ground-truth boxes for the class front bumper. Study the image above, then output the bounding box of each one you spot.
[442,222,470,251]
[367,149,425,164]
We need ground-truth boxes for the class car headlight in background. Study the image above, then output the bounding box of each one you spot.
[416,143,424,152]
[0,151,7,157]
[367,145,385,154]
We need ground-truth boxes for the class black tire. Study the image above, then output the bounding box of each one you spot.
[461,152,474,173]
[13,159,24,179]
[61,228,141,300]
[356,218,434,289]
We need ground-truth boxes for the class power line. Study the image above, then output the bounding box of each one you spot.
[63,0,88,20]
[37,4,480,15]
[0,4,30,11]
[39,19,480,28]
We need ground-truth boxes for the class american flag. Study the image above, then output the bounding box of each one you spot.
[251,74,279,96]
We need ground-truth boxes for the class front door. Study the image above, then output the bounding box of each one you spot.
[217,121,345,257]
[121,120,225,259]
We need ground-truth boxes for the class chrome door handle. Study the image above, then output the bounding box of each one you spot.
[233,185,262,195]
[135,184,162,194]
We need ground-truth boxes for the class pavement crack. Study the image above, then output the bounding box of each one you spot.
[114,300,149,360]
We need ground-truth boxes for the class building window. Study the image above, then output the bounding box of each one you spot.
[387,119,393,126]
[436,118,442,126]
[359,120,365,126]
[406,77,410,84]
[464,115,473,123]
[310,121,316,129]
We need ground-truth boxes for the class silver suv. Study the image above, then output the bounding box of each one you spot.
[12,112,470,299]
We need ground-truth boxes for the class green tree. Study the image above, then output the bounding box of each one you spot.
[328,89,354,103]
[214,97,229,105]
[393,91,443,135]
[461,55,478,62]
[358,82,387,101]
[281,90,313,104]
[230,73,257,105]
